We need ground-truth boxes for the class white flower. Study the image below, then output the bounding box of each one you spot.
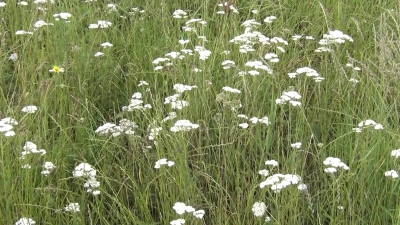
[170,219,185,225]
[9,53,18,61]
[15,30,33,35]
[100,42,113,48]
[276,90,302,106]
[193,209,205,219]
[54,12,72,20]
[258,169,269,176]
[21,105,38,113]
[222,86,241,94]
[178,39,189,45]
[94,52,105,57]
[173,202,188,215]
[89,20,112,29]
[64,203,80,212]
[265,160,278,167]
[154,158,175,169]
[291,142,302,149]
[173,84,197,93]
[323,157,349,170]
[34,20,54,28]
[170,120,199,132]
[73,163,97,178]
[41,161,56,176]
[15,217,36,225]
[319,30,353,45]
[238,123,249,129]
[385,170,399,179]
[324,167,337,174]
[297,183,308,191]
[252,202,267,217]
[264,16,277,23]
[391,149,400,158]
[173,9,188,18]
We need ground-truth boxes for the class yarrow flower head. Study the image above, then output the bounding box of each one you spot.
[276,90,302,106]
[259,173,302,192]
[64,203,80,213]
[170,120,199,132]
[252,202,267,217]
[21,105,38,114]
[15,217,36,225]
[323,157,349,173]
[391,149,400,159]
[89,20,112,29]
[73,163,100,196]
[385,170,399,179]
[352,119,383,132]
[0,117,18,137]
[41,161,56,176]
[154,158,175,169]
[171,202,205,223]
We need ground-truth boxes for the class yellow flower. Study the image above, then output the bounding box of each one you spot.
[49,65,64,73]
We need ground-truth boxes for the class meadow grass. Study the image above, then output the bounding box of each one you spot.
[1,0,400,224]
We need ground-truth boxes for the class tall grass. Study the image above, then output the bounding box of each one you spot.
[1,0,400,224]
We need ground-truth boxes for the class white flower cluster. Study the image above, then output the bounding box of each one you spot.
[170,202,205,224]
[173,84,198,94]
[173,9,188,19]
[9,53,18,61]
[275,90,302,106]
[264,53,279,63]
[154,158,175,169]
[162,112,177,122]
[260,173,302,193]
[222,60,235,70]
[352,119,383,133]
[34,20,54,29]
[21,105,38,114]
[252,202,268,218]
[291,142,302,149]
[288,67,325,82]
[229,18,287,55]
[64,202,80,213]
[41,161,56,176]
[163,84,197,110]
[20,141,46,161]
[222,86,241,94]
[384,149,400,179]
[89,20,112,29]
[95,119,138,137]
[245,60,273,75]
[315,30,353,52]
[237,114,270,129]
[53,12,72,21]
[73,163,100,196]
[170,120,199,132]
[216,2,239,14]
[0,117,18,137]
[15,217,36,225]
[148,127,162,141]
[182,18,207,33]
[323,157,350,174]
[164,94,189,110]
[122,92,152,111]
[259,159,305,193]
[194,45,212,60]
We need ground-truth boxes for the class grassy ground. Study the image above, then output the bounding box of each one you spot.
[1,0,400,224]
